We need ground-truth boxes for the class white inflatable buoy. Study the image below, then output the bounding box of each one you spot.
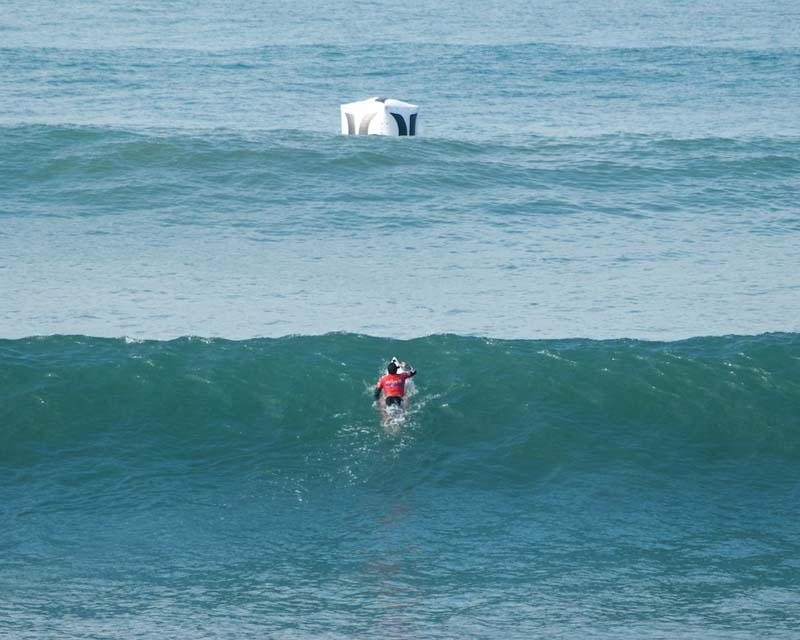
[340,97,419,136]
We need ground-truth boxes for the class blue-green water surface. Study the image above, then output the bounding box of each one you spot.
[3,333,800,638]
[2,1,800,638]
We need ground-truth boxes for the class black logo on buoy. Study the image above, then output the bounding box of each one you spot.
[346,111,417,136]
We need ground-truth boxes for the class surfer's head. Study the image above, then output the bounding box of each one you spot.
[387,362,398,374]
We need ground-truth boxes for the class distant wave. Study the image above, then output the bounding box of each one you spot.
[2,124,798,224]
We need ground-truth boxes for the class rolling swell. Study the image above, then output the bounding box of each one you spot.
[3,332,798,500]
[2,124,798,236]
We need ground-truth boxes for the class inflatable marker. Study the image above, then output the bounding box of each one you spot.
[340,97,419,136]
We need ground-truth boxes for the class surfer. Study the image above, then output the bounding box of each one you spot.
[374,359,416,410]
[390,356,406,373]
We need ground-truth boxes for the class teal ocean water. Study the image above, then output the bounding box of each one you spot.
[2,1,800,637]
[3,333,800,638]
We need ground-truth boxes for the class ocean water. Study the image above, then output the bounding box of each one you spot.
[2,1,800,638]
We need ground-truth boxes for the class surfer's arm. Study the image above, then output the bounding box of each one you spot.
[373,380,383,400]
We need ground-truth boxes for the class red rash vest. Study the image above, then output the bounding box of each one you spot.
[375,371,414,398]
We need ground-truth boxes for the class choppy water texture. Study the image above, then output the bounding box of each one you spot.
[2,1,800,340]
[2,1,800,638]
